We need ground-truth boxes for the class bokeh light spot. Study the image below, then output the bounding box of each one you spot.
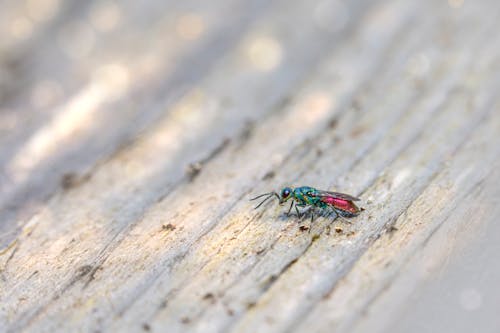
[300,92,335,125]
[246,36,283,72]
[459,288,482,311]
[0,111,18,131]
[448,0,464,9]
[92,63,130,100]
[9,17,34,40]
[89,1,122,32]
[58,20,96,59]
[176,13,205,41]
[25,0,61,23]
[314,0,349,32]
[407,53,430,79]
[30,80,63,108]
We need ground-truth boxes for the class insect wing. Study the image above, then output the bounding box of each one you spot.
[316,190,360,201]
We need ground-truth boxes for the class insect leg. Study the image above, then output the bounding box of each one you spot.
[295,205,300,218]
[309,212,314,234]
[333,209,352,223]
[286,201,294,216]
[301,207,315,234]
[295,204,307,218]
[295,204,309,220]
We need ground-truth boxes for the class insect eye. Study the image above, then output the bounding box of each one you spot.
[282,189,290,198]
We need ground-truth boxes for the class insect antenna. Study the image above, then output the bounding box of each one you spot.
[250,192,280,209]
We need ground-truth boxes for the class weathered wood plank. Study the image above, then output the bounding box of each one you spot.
[295,105,500,333]
[1,0,499,332]
[2,0,374,331]
[379,168,500,333]
[228,16,500,333]
[0,0,271,249]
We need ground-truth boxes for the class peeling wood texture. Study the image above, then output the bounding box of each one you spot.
[1,0,500,332]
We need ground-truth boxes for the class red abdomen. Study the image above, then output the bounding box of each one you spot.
[322,197,360,213]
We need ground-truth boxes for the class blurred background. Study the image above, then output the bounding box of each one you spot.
[0,0,499,332]
[3,0,372,250]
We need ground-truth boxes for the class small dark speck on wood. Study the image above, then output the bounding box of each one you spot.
[255,248,266,255]
[76,265,93,277]
[350,126,366,138]
[1,2,497,332]
[162,223,176,231]
[246,302,257,309]
[387,225,398,234]
[186,138,231,181]
[61,173,90,190]
[311,234,321,242]
[202,293,216,303]
[239,120,256,142]
[185,162,203,180]
[262,170,275,180]
[328,118,338,129]
[158,300,168,309]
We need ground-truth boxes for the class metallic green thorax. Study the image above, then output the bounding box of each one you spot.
[281,186,327,208]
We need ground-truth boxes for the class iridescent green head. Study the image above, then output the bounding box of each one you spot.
[279,187,293,204]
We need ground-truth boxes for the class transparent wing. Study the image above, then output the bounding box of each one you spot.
[316,190,360,201]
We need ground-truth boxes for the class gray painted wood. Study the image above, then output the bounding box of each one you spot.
[1,0,499,332]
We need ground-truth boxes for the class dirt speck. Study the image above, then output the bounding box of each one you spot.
[255,248,266,255]
[239,120,255,142]
[186,162,203,180]
[77,265,93,276]
[247,301,257,309]
[61,172,90,190]
[328,118,338,129]
[262,171,275,180]
[387,225,398,234]
[162,224,176,231]
[202,293,216,303]
[350,126,366,138]
[325,225,331,235]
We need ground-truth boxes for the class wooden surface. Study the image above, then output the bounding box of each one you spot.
[1,0,499,332]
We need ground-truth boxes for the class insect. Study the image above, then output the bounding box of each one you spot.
[250,186,362,222]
